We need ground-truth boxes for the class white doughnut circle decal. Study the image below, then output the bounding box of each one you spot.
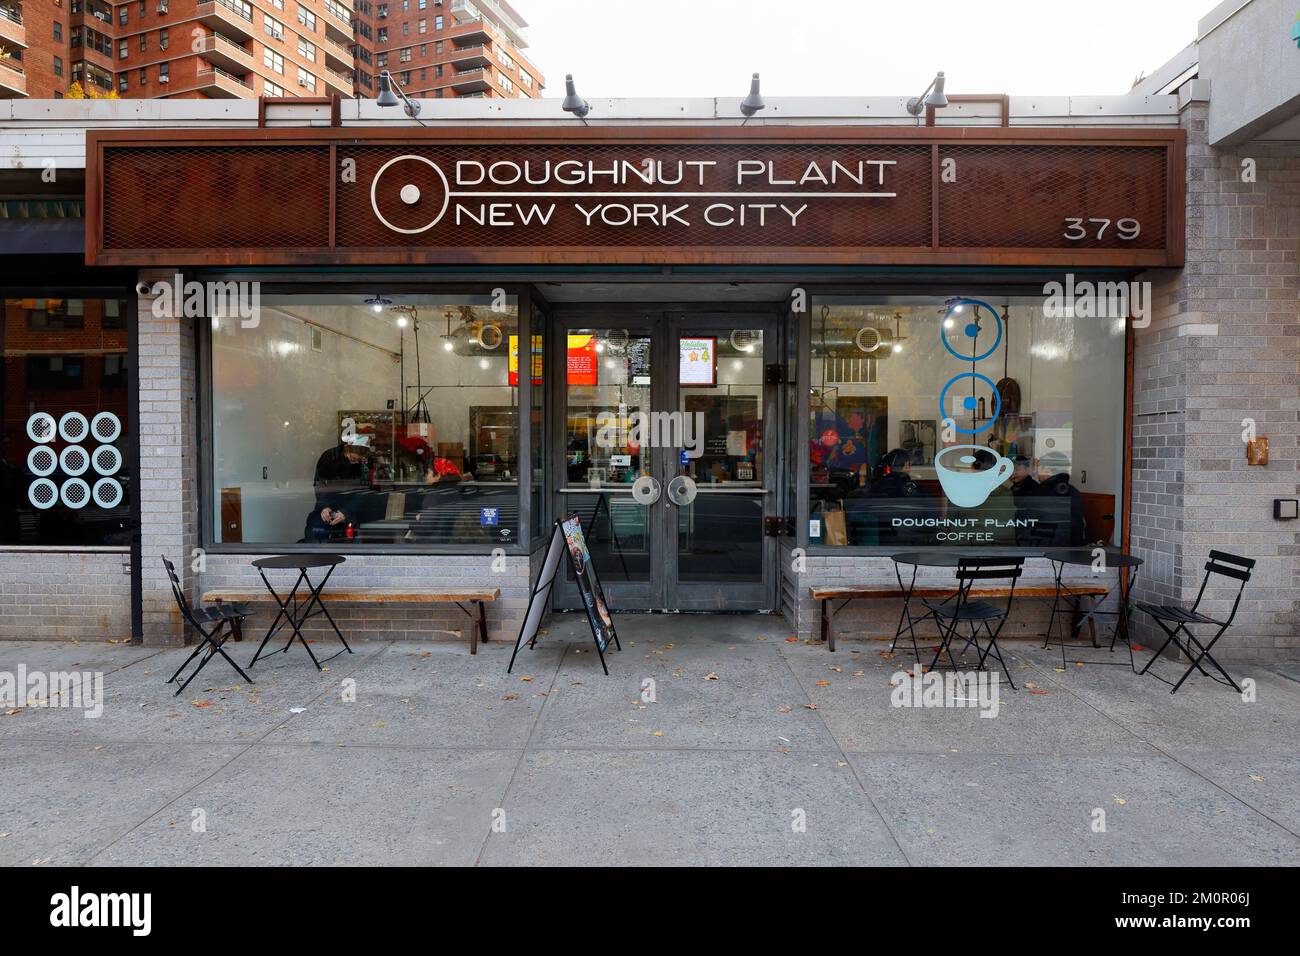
[93,477,124,509]
[91,411,122,443]
[61,478,90,509]
[59,411,89,442]
[29,478,58,510]
[92,444,123,476]
[370,155,450,235]
[27,446,58,477]
[60,445,90,476]
[27,412,57,444]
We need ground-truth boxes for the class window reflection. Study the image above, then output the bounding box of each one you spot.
[210,293,519,546]
[809,297,1124,549]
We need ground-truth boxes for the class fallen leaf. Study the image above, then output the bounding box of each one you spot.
[519,675,533,682]
[703,672,719,681]
[1249,774,1265,782]
[652,730,663,737]
[836,761,848,768]
[501,694,518,701]
[785,637,799,643]
[777,705,792,714]
[815,679,830,686]
[192,700,212,709]
[1113,796,1127,805]
[804,703,818,710]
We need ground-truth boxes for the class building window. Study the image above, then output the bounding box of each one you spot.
[118,73,128,92]
[264,13,284,40]
[417,0,425,8]
[401,21,408,36]
[401,0,408,10]
[433,14,441,28]
[417,18,425,34]
[53,22,63,41]
[139,33,147,52]
[159,29,169,50]
[296,66,315,91]
[2,298,132,547]
[806,296,1126,550]
[159,61,168,82]
[117,6,126,24]
[519,71,532,89]
[118,40,127,59]
[434,40,442,53]
[376,52,387,67]
[376,2,386,16]
[398,46,410,62]
[433,63,441,78]
[207,292,520,548]
[265,79,284,96]
[296,3,316,31]
[377,26,387,42]
[264,49,284,73]
[496,49,513,71]
[54,57,64,77]
[498,73,512,93]
[139,66,147,84]
[139,0,145,15]
[297,37,315,62]
[399,70,409,84]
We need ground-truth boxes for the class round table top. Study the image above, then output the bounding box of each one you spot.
[1044,548,1143,569]
[252,554,346,571]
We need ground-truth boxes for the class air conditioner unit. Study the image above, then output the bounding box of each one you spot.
[158,74,169,83]
[156,0,168,11]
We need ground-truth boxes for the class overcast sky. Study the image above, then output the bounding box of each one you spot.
[517,0,1201,100]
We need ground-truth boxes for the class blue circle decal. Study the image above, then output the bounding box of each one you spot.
[941,298,1003,363]
[940,371,1001,435]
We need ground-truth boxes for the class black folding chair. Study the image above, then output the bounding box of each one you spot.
[924,557,1025,690]
[1135,550,1254,694]
[161,556,254,697]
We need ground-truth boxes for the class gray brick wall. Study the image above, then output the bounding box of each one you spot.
[137,270,201,646]
[1131,99,1300,662]
[0,552,133,641]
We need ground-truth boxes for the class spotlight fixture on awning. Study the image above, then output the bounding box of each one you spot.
[365,294,392,313]
[562,74,591,120]
[376,70,424,123]
[906,71,948,116]
[740,73,765,119]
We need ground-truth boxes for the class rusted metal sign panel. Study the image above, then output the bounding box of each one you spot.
[86,126,1184,268]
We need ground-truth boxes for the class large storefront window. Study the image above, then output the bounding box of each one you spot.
[210,292,519,547]
[1,297,132,547]
[808,296,1125,549]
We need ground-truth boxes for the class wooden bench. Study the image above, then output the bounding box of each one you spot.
[202,587,501,655]
[809,583,1109,652]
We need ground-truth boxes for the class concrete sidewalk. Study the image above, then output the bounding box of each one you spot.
[1,615,1298,866]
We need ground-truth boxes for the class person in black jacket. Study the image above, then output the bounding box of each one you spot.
[303,436,376,542]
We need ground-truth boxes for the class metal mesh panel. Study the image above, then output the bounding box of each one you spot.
[938,145,1167,249]
[101,146,331,251]
[336,143,934,250]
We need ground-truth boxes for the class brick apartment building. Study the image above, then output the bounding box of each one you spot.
[0,0,542,101]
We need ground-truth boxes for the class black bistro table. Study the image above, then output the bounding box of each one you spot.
[1043,548,1144,669]
[889,551,968,659]
[247,554,353,671]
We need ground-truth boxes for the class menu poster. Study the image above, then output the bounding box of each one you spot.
[679,336,717,387]
[507,513,621,675]
[566,334,598,386]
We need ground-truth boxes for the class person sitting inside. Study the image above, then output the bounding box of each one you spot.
[869,447,918,497]
[303,435,377,542]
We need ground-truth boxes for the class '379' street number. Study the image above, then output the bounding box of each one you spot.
[1063,217,1141,241]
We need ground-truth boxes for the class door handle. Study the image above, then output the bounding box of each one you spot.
[631,475,661,505]
[666,475,697,506]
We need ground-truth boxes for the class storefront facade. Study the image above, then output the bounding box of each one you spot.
[1,66,1296,660]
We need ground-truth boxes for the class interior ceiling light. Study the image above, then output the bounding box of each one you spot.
[366,295,392,313]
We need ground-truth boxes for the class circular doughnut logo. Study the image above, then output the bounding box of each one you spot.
[370,155,451,235]
[940,371,1001,436]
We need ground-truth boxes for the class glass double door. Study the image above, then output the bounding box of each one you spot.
[552,310,778,611]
